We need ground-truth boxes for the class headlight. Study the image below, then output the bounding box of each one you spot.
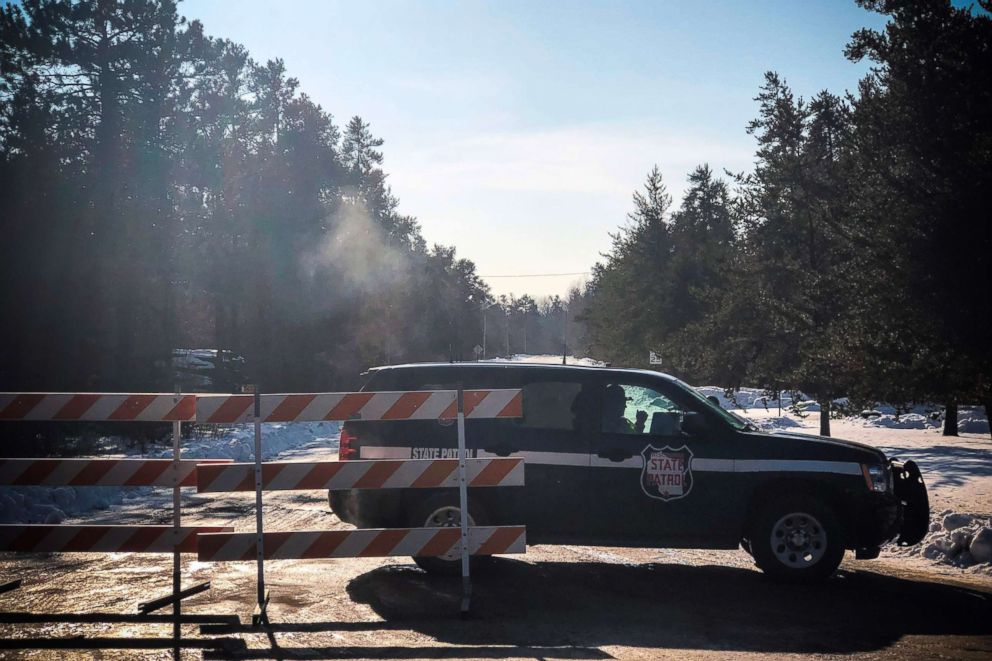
[861,464,890,493]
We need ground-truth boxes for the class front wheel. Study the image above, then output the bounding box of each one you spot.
[749,496,845,583]
[408,494,488,576]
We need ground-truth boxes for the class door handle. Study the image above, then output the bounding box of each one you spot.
[597,448,633,462]
[483,445,517,457]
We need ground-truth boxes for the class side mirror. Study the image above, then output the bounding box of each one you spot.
[682,412,709,437]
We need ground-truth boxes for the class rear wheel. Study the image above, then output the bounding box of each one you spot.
[750,496,845,583]
[409,494,488,576]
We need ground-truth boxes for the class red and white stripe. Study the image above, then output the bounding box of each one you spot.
[196,458,524,492]
[195,389,522,424]
[0,393,195,422]
[0,459,232,488]
[0,525,232,554]
[197,526,526,561]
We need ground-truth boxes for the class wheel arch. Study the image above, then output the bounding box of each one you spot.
[742,476,854,548]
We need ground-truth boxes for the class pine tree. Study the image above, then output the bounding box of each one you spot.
[846,0,992,426]
[584,166,674,367]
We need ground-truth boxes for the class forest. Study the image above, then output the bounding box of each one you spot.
[580,0,991,433]
[1,0,989,436]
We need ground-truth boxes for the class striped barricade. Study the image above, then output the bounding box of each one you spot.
[0,458,232,487]
[195,389,522,424]
[0,393,195,421]
[197,526,527,562]
[196,457,524,492]
[0,525,233,554]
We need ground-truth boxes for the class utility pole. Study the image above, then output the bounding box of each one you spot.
[505,309,510,357]
[562,306,568,365]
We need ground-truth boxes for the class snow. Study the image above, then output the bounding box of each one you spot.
[887,511,992,574]
[172,348,219,370]
[484,353,606,367]
[695,386,809,411]
[957,407,991,434]
[0,421,340,525]
[864,413,940,430]
[168,421,340,462]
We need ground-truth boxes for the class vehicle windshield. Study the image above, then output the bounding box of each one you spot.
[674,379,757,432]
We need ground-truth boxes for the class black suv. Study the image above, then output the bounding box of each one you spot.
[329,362,929,581]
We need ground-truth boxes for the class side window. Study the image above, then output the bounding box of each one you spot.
[602,383,684,436]
[515,381,584,430]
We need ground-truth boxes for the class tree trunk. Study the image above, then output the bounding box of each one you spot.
[943,402,958,436]
[984,401,992,440]
[819,399,831,437]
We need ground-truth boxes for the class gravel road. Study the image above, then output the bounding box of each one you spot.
[1,485,990,659]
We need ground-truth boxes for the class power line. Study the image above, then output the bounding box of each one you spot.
[479,271,590,278]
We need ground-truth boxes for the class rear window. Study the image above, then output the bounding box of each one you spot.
[363,368,587,431]
[517,381,583,430]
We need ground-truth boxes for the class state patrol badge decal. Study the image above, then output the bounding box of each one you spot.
[641,444,694,501]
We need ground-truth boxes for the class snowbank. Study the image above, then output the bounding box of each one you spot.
[752,416,804,431]
[863,413,941,430]
[695,387,809,411]
[958,407,991,434]
[0,421,340,525]
[163,421,340,462]
[888,510,992,575]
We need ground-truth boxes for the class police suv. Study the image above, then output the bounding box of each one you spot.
[329,363,929,582]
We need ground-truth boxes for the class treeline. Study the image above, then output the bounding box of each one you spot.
[580,0,991,434]
[0,0,544,393]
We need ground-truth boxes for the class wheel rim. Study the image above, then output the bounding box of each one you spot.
[423,506,474,561]
[769,511,827,569]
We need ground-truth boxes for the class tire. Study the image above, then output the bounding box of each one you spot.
[408,494,489,576]
[749,495,845,583]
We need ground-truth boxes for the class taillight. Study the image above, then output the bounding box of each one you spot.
[339,424,358,460]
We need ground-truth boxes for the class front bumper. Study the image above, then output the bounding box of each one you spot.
[851,459,929,551]
[891,459,930,546]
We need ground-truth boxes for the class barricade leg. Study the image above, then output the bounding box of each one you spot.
[172,415,181,651]
[456,388,471,615]
[251,388,268,626]
[136,393,213,620]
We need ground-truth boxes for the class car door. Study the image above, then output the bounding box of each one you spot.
[473,371,595,541]
[585,375,740,545]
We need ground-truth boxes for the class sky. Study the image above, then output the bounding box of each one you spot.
[182,0,889,298]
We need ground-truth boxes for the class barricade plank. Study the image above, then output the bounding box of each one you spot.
[0,393,195,422]
[0,459,232,487]
[196,458,524,492]
[195,389,522,423]
[0,525,233,553]
[197,526,527,561]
